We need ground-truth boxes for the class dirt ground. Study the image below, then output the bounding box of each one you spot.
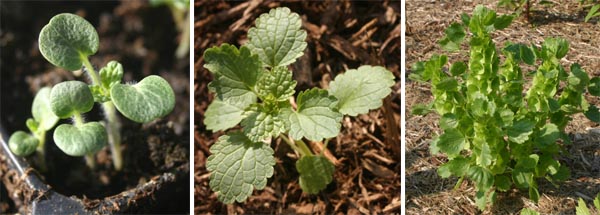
[195,0,401,214]
[1,1,189,213]
[406,1,600,214]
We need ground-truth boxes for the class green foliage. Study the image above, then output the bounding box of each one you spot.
[203,7,395,204]
[38,13,99,71]
[111,75,175,123]
[32,87,60,130]
[9,131,39,156]
[585,4,600,22]
[53,122,107,156]
[576,193,600,215]
[411,5,598,210]
[520,208,540,215]
[50,81,94,118]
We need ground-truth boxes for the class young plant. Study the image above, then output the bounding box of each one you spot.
[411,5,600,210]
[35,13,175,169]
[9,87,59,170]
[576,193,600,215]
[149,0,190,58]
[203,7,395,204]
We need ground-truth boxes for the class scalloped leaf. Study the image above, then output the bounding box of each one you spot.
[246,7,307,67]
[296,155,335,194]
[32,87,59,131]
[204,44,262,101]
[204,97,254,132]
[111,75,175,123]
[241,107,286,142]
[206,132,276,203]
[328,65,395,116]
[256,66,296,101]
[284,88,342,141]
[38,13,99,71]
[53,122,107,156]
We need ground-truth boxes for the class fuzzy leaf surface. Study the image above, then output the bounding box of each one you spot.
[50,81,94,118]
[256,66,296,101]
[9,131,39,156]
[206,133,276,203]
[246,7,307,67]
[111,75,175,123]
[38,13,99,71]
[32,87,59,131]
[296,155,335,194]
[328,65,395,116]
[285,88,342,141]
[53,122,107,156]
[204,97,253,131]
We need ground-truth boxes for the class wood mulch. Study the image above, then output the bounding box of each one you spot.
[194,0,401,214]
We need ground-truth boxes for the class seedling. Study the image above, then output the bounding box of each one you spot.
[27,13,175,169]
[411,5,600,210]
[576,193,600,215]
[9,87,59,170]
[203,7,395,204]
[149,0,190,58]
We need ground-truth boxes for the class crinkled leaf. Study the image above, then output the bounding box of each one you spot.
[32,87,59,131]
[246,7,307,67]
[206,132,276,204]
[296,155,335,194]
[39,13,99,71]
[285,88,342,141]
[53,122,107,156]
[204,97,253,131]
[468,166,494,191]
[328,65,395,116]
[99,61,124,89]
[50,81,94,118]
[437,129,466,158]
[9,131,39,156]
[111,75,175,123]
[256,66,296,101]
[241,107,286,142]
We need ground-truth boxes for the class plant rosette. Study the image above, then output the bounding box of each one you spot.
[202,7,396,204]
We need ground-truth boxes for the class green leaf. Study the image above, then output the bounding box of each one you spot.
[495,175,511,191]
[520,208,540,215]
[435,77,459,92]
[9,131,39,156]
[475,190,495,211]
[513,169,533,188]
[439,23,465,52]
[328,65,395,116]
[204,97,253,131]
[38,13,99,71]
[493,14,514,30]
[285,89,342,141]
[594,193,600,211]
[529,186,540,203]
[440,113,459,130]
[552,165,570,181]
[53,122,107,156]
[585,105,600,123]
[450,62,467,76]
[577,198,591,215]
[32,87,59,131]
[241,107,286,142]
[468,166,494,191]
[507,119,535,144]
[585,4,600,22]
[504,43,535,65]
[256,66,296,101]
[111,75,175,123]
[99,61,124,89]
[536,123,559,147]
[26,119,39,133]
[246,7,307,67]
[437,129,466,158]
[589,77,600,96]
[411,103,433,115]
[437,156,470,178]
[543,38,569,59]
[206,132,276,204]
[50,81,95,118]
[296,155,335,194]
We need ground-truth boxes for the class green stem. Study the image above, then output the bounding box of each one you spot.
[454,176,465,190]
[279,134,303,156]
[102,101,123,170]
[73,113,84,126]
[295,139,314,157]
[80,56,102,86]
[34,130,47,172]
[175,12,190,59]
[85,154,96,169]
[321,138,331,156]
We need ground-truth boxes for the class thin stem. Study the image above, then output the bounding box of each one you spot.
[85,154,96,169]
[73,113,84,126]
[80,56,101,86]
[278,134,304,156]
[175,12,190,59]
[454,176,465,190]
[103,101,123,170]
[295,139,314,157]
[34,130,47,172]
[321,138,331,156]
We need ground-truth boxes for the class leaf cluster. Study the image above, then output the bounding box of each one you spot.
[411,5,600,210]
[203,7,395,203]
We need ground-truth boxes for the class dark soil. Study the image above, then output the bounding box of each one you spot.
[195,0,401,214]
[1,1,189,214]
[406,1,600,214]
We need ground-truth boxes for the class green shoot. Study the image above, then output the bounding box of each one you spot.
[149,0,190,58]
[203,7,395,204]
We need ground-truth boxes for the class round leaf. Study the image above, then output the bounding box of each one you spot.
[53,122,107,156]
[111,75,175,123]
[50,81,95,118]
[296,155,335,194]
[38,13,99,71]
[9,131,39,156]
[32,87,59,131]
